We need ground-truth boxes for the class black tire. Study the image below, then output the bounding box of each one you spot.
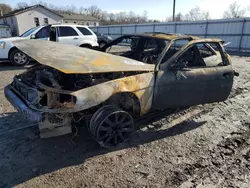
[99,41,107,48]
[89,105,135,148]
[80,44,92,49]
[9,49,30,66]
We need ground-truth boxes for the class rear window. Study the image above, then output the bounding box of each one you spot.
[77,27,93,35]
[59,26,78,37]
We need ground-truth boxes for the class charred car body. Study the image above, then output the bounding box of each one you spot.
[5,33,236,148]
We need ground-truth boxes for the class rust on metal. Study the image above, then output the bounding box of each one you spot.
[13,40,155,74]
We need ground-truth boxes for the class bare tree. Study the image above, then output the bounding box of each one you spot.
[107,13,116,24]
[0,4,12,15]
[148,19,161,23]
[140,10,148,23]
[166,12,183,22]
[16,2,29,9]
[116,12,127,24]
[223,1,247,18]
[87,5,102,18]
[79,7,87,14]
[64,5,77,14]
[9,2,149,25]
[185,6,210,21]
[128,11,137,23]
[203,11,210,20]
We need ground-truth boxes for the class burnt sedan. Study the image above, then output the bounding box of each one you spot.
[5,33,236,148]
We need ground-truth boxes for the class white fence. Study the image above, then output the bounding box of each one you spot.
[91,18,250,52]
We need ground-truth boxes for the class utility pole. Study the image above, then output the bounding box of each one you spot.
[172,0,176,21]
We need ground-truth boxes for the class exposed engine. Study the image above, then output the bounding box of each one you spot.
[11,65,142,111]
[19,65,140,91]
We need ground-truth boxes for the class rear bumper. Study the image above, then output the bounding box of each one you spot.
[4,85,43,122]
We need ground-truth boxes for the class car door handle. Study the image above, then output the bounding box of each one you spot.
[73,37,78,40]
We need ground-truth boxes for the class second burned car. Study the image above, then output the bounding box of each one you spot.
[5,33,237,148]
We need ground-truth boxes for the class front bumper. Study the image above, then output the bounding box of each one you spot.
[4,85,43,122]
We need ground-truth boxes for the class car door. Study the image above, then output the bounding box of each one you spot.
[57,26,80,46]
[153,40,234,110]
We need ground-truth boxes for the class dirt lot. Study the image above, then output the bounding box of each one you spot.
[0,56,250,188]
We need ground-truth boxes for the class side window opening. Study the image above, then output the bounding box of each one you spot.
[196,43,215,58]
[77,27,92,35]
[59,26,78,37]
[36,26,51,38]
[174,42,226,69]
[105,37,168,64]
[141,38,168,64]
[106,36,140,60]
[162,39,190,63]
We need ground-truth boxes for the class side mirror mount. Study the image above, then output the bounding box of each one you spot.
[30,34,36,39]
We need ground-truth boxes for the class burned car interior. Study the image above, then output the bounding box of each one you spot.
[174,43,224,68]
[4,33,235,148]
[103,35,169,64]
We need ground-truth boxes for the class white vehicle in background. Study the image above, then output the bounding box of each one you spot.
[0,24,98,66]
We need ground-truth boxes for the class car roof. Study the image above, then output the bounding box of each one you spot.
[51,24,89,28]
[125,32,200,41]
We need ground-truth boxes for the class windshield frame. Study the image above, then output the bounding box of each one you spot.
[19,26,40,37]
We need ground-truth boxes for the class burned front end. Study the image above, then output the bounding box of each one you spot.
[5,40,156,138]
[5,65,95,136]
[5,65,154,137]
[7,65,127,115]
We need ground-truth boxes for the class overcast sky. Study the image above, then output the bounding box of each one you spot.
[3,0,250,20]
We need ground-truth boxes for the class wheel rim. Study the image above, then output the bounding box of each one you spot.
[96,111,134,147]
[13,52,27,65]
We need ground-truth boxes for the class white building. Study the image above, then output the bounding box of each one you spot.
[0,5,100,36]
[0,5,62,36]
[61,14,99,26]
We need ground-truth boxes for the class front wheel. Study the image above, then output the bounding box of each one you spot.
[89,105,135,148]
[9,49,29,66]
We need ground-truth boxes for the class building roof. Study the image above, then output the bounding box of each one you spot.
[0,4,63,19]
[61,13,99,21]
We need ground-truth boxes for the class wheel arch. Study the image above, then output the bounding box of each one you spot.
[79,43,92,48]
[8,47,18,59]
[105,92,141,117]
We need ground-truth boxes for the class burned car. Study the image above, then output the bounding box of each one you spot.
[5,33,236,148]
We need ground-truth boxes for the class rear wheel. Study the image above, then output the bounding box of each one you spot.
[9,49,29,66]
[89,105,135,148]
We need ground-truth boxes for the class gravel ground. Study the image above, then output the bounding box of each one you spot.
[0,56,250,188]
